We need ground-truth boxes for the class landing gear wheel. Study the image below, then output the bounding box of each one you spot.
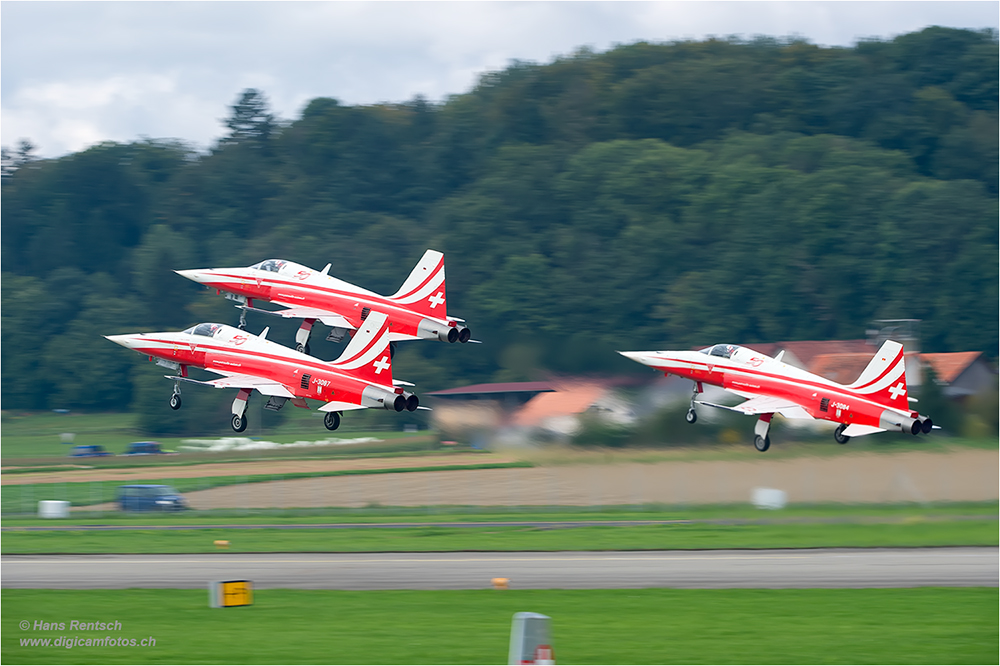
[389,342,397,359]
[169,394,182,410]
[834,424,850,445]
[753,435,771,452]
[685,409,697,424]
[324,411,341,431]
[231,414,248,433]
[296,343,311,355]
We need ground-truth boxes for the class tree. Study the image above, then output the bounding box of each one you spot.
[1,138,37,179]
[222,88,276,145]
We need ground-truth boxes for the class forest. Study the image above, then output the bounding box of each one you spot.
[2,26,997,432]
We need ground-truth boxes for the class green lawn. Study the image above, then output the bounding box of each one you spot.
[3,588,996,664]
[3,517,996,554]
[0,410,437,462]
[8,499,997,524]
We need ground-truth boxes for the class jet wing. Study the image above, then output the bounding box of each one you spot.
[245,303,356,330]
[697,394,814,420]
[167,373,295,398]
[841,424,885,437]
[317,401,368,413]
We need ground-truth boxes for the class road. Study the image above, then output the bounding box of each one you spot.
[3,547,995,590]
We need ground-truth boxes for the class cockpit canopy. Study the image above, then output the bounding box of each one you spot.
[250,259,309,276]
[700,344,739,359]
[183,323,225,338]
[251,259,286,273]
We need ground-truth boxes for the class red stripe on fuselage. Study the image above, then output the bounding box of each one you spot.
[204,272,449,331]
[130,337,393,399]
[648,355,908,423]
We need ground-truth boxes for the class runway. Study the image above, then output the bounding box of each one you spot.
[2,547,996,590]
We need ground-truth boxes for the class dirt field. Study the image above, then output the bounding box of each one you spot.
[174,447,998,509]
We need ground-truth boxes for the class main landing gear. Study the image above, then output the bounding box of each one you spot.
[834,423,850,444]
[295,318,315,356]
[324,411,341,431]
[753,414,773,452]
[231,413,248,432]
[230,388,252,433]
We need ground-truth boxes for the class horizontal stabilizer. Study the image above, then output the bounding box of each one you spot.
[841,424,886,437]
[317,401,368,413]
[392,379,415,387]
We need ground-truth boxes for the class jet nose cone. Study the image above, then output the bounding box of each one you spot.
[104,334,142,350]
[618,351,649,363]
[175,269,214,284]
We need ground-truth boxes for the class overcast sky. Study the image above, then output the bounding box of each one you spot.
[2,1,997,158]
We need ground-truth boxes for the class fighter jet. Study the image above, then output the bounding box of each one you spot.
[619,340,934,452]
[106,311,420,433]
[175,249,473,357]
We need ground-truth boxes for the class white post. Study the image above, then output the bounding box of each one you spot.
[509,612,554,665]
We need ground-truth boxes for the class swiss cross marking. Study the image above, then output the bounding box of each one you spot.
[888,381,906,401]
[428,291,445,309]
[373,356,390,374]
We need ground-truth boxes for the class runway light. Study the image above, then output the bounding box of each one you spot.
[214,540,230,549]
[492,577,509,590]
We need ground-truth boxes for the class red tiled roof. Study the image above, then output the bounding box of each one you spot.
[426,381,555,396]
[920,352,983,384]
[511,383,608,427]
[743,340,873,367]
[808,353,875,384]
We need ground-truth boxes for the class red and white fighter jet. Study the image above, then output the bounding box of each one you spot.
[619,340,934,451]
[106,311,420,433]
[175,249,472,357]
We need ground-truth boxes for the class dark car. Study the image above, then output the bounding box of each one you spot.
[117,484,187,512]
[68,445,113,458]
[120,441,174,456]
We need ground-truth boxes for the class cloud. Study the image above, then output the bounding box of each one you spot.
[2,1,997,157]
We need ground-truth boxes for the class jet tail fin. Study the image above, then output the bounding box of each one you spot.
[329,311,394,384]
[848,340,909,408]
[387,249,446,317]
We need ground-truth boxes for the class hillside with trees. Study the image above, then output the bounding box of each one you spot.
[2,27,996,432]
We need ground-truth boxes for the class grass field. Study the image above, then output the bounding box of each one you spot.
[0,410,436,462]
[3,512,996,554]
[5,500,995,526]
[5,410,995,464]
[4,588,997,664]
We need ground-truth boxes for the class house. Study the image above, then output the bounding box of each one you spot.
[510,382,635,436]
[920,352,996,399]
[425,381,555,434]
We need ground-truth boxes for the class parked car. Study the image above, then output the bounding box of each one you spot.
[117,485,187,512]
[68,445,113,458]
[120,441,174,456]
